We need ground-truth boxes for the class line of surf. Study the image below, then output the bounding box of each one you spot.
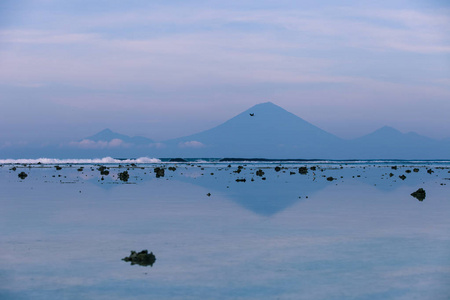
[0,157,161,164]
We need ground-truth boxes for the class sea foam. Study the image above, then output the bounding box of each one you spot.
[0,157,161,164]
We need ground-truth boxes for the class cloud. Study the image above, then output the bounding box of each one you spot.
[178,141,205,148]
[69,139,129,149]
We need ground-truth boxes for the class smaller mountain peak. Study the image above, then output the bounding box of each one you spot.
[376,126,401,133]
[100,128,113,133]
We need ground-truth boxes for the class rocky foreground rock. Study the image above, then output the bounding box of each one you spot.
[411,188,426,201]
[122,250,156,266]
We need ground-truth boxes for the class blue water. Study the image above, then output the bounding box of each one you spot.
[0,161,449,299]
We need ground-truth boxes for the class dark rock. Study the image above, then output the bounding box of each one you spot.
[389,173,394,177]
[154,167,165,178]
[168,167,176,171]
[298,167,308,174]
[206,193,211,196]
[256,169,265,177]
[399,175,406,180]
[18,172,28,179]
[427,169,434,174]
[77,167,84,172]
[290,171,296,175]
[310,166,316,171]
[413,168,419,172]
[411,188,426,201]
[391,166,397,170]
[122,250,156,267]
[233,168,242,174]
[405,170,411,173]
[249,113,254,116]
[236,178,246,182]
[326,177,335,181]
[275,166,281,172]
[55,166,62,170]
[10,167,17,171]
[118,171,130,181]
[98,166,109,175]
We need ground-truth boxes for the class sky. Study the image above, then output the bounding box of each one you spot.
[0,0,449,146]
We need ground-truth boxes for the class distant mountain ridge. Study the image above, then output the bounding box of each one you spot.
[1,102,449,159]
[76,103,450,159]
[84,128,153,145]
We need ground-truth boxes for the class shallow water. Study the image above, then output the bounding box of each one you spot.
[1,162,449,299]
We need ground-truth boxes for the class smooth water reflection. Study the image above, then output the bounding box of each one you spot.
[0,163,449,299]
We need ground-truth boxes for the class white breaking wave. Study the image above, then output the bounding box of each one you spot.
[0,157,161,164]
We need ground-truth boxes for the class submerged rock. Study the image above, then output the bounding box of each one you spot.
[18,172,28,179]
[122,250,156,266]
[411,188,426,201]
[399,175,407,180]
[118,171,130,182]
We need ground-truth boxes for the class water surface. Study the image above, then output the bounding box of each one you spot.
[1,161,449,299]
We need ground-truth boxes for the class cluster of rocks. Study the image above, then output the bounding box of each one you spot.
[118,171,130,182]
[154,167,165,178]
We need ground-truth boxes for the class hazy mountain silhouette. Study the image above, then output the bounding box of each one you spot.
[346,126,446,159]
[85,128,153,145]
[164,102,343,158]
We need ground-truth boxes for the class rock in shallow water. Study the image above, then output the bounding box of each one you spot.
[118,171,130,181]
[411,188,426,201]
[122,250,156,266]
[18,172,28,179]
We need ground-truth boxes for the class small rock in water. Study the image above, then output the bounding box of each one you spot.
[206,193,211,197]
[326,177,335,181]
[118,171,130,182]
[399,175,407,180]
[255,169,265,177]
[236,178,246,182]
[154,167,165,178]
[122,250,156,266]
[298,167,308,175]
[427,169,434,174]
[18,172,28,179]
[411,188,426,201]
[274,166,281,172]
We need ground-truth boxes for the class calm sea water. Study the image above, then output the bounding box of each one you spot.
[1,161,449,299]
